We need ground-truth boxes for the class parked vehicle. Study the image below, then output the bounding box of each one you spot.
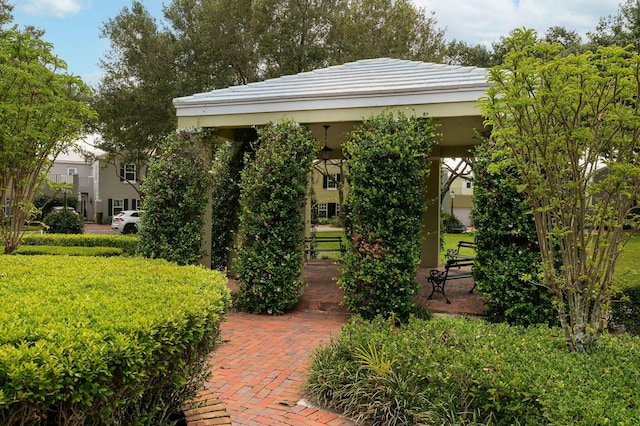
[111,210,143,234]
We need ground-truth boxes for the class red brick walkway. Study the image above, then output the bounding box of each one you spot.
[185,260,486,425]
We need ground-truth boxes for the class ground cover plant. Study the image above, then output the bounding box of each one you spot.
[305,316,640,425]
[0,255,230,425]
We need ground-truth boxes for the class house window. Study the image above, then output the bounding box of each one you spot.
[112,199,124,216]
[317,203,340,219]
[466,181,472,189]
[67,167,77,175]
[119,163,137,182]
[323,174,341,190]
[317,203,328,218]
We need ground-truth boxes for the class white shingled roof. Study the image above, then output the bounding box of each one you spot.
[173,58,490,120]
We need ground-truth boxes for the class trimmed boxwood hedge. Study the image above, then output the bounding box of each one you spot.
[21,233,139,255]
[0,255,230,425]
[305,316,640,425]
[13,245,123,256]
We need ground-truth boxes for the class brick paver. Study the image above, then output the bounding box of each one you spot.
[185,259,485,425]
[198,310,354,426]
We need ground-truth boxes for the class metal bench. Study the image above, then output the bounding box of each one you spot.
[304,236,346,260]
[427,241,476,304]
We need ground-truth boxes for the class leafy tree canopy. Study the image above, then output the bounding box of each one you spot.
[0,23,95,253]
[481,28,640,352]
[93,0,447,183]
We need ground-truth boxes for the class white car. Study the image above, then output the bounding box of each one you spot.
[111,210,143,234]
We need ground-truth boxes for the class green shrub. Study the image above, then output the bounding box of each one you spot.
[138,130,214,265]
[305,316,640,425]
[339,112,435,322]
[611,285,640,335]
[0,255,230,425]
[442,212,465,232]
[235,120,317,314]
[210,136,254,271]
[472,142,557,326]
[42,209,84,234]
[21,233,138,255]
[13,245,122,256]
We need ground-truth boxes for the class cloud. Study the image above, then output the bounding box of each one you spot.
[415,0,621,45]
[21,0,86,18]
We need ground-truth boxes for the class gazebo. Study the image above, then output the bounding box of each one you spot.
[173,58,490,267]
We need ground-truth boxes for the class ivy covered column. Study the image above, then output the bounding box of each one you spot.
[420,158,441,267]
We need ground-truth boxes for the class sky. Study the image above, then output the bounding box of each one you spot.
[10,0,623,88]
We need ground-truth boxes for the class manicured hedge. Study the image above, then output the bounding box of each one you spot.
[0,256,230,425]
[13,245,123,256]
[305,316,640,425]
[340,112,435,322]
[21,233,138,255]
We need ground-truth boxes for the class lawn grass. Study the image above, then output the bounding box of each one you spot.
[616,233,640,290]
[309,229,346,260]
[310,230,638,289]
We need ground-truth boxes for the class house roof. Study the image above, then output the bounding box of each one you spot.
[173,58,490,128]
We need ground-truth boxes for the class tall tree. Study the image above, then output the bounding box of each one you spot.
[445,40,499,67]
[327,0,445,64]
[481,29,640,352]
[0,29,95,254]
[94,0,447,178]
[92,2,179,197]
[254,0,337,77]
[588,0,640,50]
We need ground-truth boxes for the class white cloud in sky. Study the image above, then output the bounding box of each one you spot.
[21,0,86,18]
[415,0,621,45]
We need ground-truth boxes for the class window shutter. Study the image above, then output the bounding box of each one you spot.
[132,199,137,210]
[323,175,328,189]
[108,199,113,216]
[124,199,129,210]
[336,174,341,183]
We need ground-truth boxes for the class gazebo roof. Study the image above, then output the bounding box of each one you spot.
[173,58,490,127]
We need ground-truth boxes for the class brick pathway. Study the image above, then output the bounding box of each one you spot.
[185,260,485,425]
[198,311,353,426]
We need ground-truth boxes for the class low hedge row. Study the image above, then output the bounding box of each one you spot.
[305,316,640,425]
[0,256,231,425]
[21,233,138,255]
[13,246,123,256]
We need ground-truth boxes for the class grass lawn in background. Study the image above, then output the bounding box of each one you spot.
[617,233,640,290]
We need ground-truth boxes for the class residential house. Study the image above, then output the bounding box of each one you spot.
[42,135,143,223]
[312,160,346,222]
[92,156,142,224]
[444,176,474,227]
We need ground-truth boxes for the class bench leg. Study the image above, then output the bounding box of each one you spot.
[468,282,476,294]
[427,270,451,304]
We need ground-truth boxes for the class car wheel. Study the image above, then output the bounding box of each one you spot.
[123,223,136,234]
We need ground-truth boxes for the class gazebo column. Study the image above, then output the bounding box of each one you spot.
[420,158,441,267]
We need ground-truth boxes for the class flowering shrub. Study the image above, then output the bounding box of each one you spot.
[339,112,435,322]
